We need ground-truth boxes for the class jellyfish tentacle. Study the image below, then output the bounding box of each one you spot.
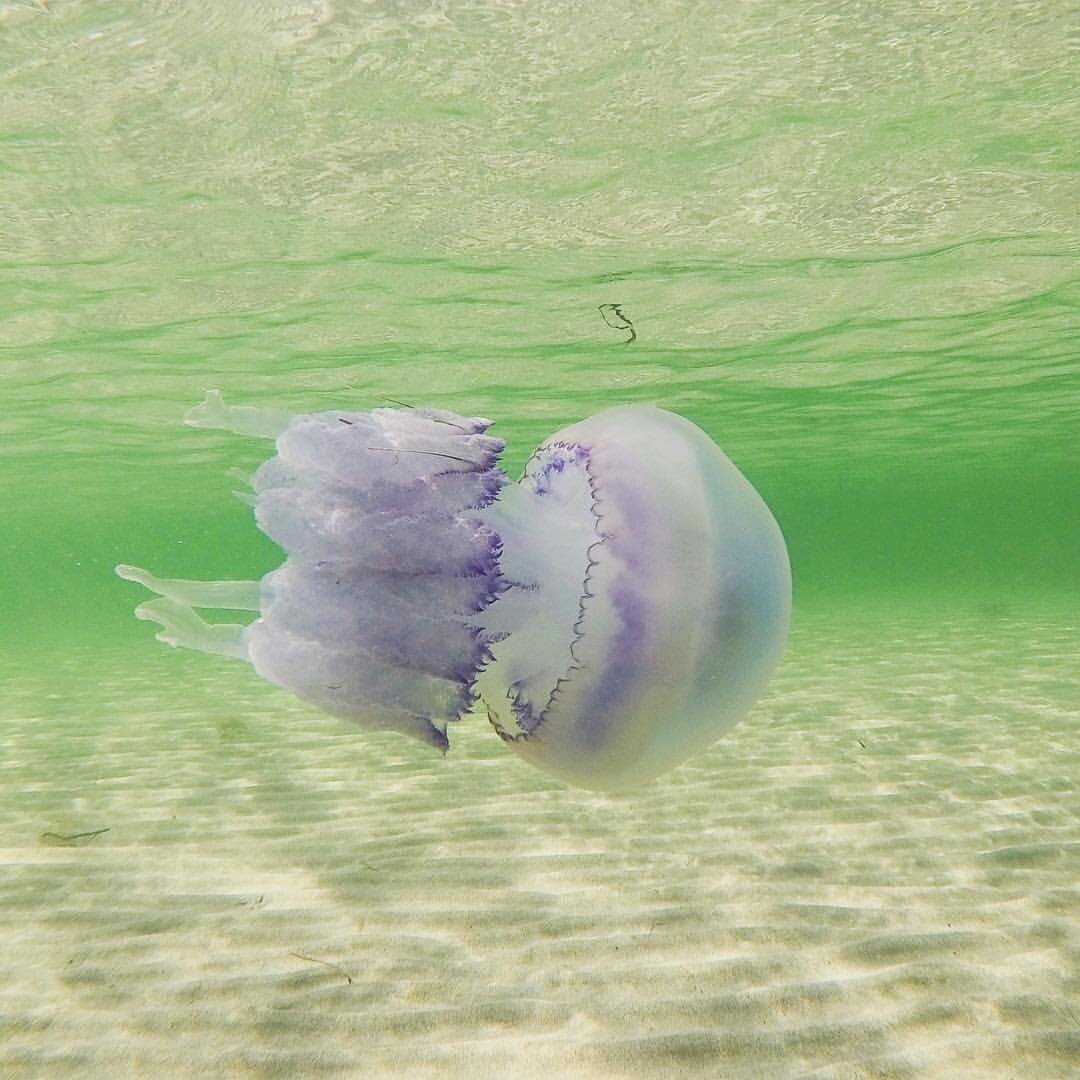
[130,595,249,660]
[116,565,261,610]
[115,564,256,660]
[185,390,294,439]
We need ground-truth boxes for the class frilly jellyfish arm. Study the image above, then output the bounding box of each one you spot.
[118,393,790,791]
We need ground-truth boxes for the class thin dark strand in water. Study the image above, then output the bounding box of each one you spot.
[289,951,353,983]
[384,401,473,434]
[41,827,111,843]
[366,446,479,466]
[598,303,636,344]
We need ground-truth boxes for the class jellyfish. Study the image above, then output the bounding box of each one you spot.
[117,392,790,792]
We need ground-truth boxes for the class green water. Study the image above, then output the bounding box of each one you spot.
[2,2,1078,1077]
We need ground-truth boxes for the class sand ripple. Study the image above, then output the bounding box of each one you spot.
[1,609,1077,1077]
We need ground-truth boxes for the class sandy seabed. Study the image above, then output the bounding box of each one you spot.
[2,607,1077,1079]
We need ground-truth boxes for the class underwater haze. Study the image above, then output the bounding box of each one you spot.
[2,1,1078,1077]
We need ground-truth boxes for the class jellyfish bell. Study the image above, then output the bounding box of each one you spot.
[117,392,790,792]
[477,406,790,790]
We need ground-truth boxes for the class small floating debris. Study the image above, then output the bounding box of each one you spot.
[598,303,636,343]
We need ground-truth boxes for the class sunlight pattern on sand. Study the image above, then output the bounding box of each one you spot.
[3,609,1077,1077]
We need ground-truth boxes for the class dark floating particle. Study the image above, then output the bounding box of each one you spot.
[290,950,353,983]
[41,827,111,845]
[598,303,636,344]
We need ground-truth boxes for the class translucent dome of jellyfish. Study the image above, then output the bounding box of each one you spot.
[117,392,791,792]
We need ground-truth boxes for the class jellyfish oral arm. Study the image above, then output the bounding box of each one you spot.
[184,389,294,439]
[115,564,260,611]
[120,398,506,752]
[114,565,257,660]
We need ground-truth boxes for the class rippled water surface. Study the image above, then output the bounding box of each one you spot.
[2,1,1077,1076]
